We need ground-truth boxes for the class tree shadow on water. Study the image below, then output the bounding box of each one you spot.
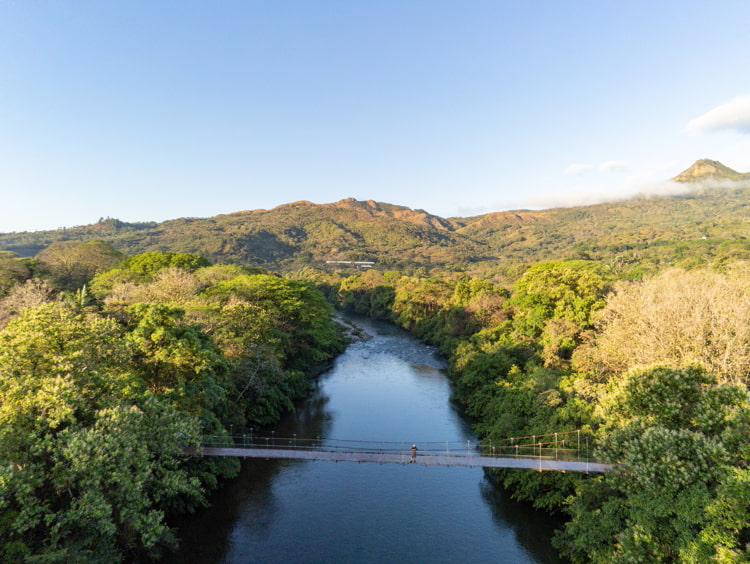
[479,473,567,564]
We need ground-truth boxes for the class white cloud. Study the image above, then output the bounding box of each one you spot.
[599,160,630,172]
[529,180,695,210]
[563,163,593,175]
[686,95,750,134]
[564,161,630,176]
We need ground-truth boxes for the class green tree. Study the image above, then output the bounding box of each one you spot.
[556,366,749,563]
[125,303,229,427]
[206,274,345,369]
[123,251,210,277]
[510,261,608,339]
[0,304,204,562]
[0,251,31,296]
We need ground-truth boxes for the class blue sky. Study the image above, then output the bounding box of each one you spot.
[1,1,749,232]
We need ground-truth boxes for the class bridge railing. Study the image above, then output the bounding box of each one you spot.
[200,428,603,464]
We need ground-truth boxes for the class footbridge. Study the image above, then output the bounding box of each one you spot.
[190,429,614,473]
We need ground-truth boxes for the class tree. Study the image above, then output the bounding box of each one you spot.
[574,268,750,386]
[0,304,204,562]
[509,261,608,369]
[123,251,210,277]
[555,366,749,563]
[36,240,123,289]
[0,278,56,328]
[125,304,229,426]
[0,251,31,296]
[510,261,609,339]
[206,274,345,369]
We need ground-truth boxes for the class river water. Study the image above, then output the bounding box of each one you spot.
[166,315,564,563]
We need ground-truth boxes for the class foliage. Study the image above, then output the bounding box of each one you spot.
[36,240,123,290]
[205,274,346,370]
[124,304,229,426]
[509,261,609,338]
[314,262,750,561]
[574,268,750,386]
[0,251,32,296]
[0,278,57,329]
[0,304,204,562]
[123,251,211,277]
[0,258,346,561]
[555,366,749,563]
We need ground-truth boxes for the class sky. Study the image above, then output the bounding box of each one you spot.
[1,0,749,232]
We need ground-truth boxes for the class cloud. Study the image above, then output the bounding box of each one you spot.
[599,160,630,172]
[529,174,750,210]
[529,181,691,210]
[686,95,750,134]
[564,161,631,176]
[563,163,593,176]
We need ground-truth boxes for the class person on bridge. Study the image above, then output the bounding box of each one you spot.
[411,444,417,463]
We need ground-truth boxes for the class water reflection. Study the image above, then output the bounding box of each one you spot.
[165,314,564,563]
[480,474,564,563]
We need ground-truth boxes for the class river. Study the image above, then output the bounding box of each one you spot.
[165,315,564,563]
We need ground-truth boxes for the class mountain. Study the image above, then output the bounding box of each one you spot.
[2,162,750,276]
[0,198,488,270]
[673,159,750,183]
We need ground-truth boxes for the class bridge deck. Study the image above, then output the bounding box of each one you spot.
[194,447,613,473]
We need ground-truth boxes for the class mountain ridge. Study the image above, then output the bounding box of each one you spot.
[2,160,750,275]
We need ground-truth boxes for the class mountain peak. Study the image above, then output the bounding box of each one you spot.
[673,159,750,182]
[326,198,457,231]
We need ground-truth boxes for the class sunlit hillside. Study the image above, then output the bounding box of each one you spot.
[1,160,749,278]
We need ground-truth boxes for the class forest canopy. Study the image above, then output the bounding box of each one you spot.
[0,252,347,562]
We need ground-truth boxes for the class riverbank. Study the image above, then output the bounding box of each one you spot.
[333,312,374,342]
[163,313,564,563]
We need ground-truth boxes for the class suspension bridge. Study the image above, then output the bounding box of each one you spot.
[189,429,614,473]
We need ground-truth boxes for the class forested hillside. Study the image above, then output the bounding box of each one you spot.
[2,161,750,278]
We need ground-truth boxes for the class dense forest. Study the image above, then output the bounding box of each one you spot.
[0,250,348,562]
[1,160,749,562]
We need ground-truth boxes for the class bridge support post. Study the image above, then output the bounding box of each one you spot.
[538,441,542,472]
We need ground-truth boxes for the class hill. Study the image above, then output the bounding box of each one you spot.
[2,160,750,276]
[672,159,750,182]
[0,198,487,270]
